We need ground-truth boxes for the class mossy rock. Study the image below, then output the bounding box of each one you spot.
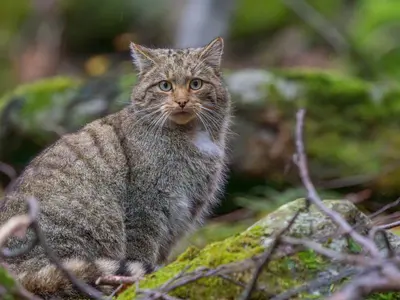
[115,198,400,300]
[2,69,400,196]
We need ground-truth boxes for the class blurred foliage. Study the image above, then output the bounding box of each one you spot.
[60,0,169,53]
[350,0,400,79]
[1,0,400,94]
[230,0,342,40]
[0,0,30,93]
[234,186,342,213]
[1,0,400,221]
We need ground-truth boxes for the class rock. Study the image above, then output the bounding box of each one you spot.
[1,69,400,197]
[116,198,400,300]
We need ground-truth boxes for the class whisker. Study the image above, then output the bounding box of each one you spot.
[199,110,220,130]
[195,111,212,138]
[141,112,166,147]
[132,109,162,126]
[199,105,217,114]
[155,112,170,138]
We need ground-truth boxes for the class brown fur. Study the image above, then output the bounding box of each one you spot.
[0,37,231,298]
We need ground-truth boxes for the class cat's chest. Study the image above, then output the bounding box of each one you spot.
[191,131,223,157]
[132,131,222,194]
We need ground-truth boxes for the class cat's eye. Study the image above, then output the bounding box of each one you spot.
[159,81,172,92]
[189,79,203,90]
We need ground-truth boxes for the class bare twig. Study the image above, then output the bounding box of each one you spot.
[0,196,39,258]
[96,275,142,286]
[239,209,302,300]
[0,162,17,183]
[318,164,400,190]
[293,108,400,299]
[0,263,42,300]
[376,220,400,231]
[137,288,183,300]
[271,267,358,300]
[0,199,42,300]
[281,236,371,266]
[328,264,400,300]
[294,109,380,257]
[23,197,106,299]
[0,162,18,207]
[369,197,400,220]
[107,284,126,299]
[0,215,32,249]
[158,265,191,290]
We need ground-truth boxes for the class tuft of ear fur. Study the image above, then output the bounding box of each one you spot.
[199,37,224,71]
[129,42,157,74]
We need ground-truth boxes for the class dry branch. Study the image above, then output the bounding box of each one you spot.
[239,209,302,300]
[293,108,400,299]
[294,109,380,257]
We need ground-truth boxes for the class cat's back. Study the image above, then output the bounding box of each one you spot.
[0,111,130,222]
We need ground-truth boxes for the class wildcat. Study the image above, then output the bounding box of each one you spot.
[0,37,231,298]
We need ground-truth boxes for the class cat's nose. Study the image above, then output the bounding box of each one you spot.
[176,99,188,108]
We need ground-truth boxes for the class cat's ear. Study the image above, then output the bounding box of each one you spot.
[199,37,224,71]
[129,42,157,74]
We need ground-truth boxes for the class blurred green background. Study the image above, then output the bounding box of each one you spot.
[2,0,400,91]
[2,0,400,246]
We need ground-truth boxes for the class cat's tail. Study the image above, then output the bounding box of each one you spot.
[15,258,148,298]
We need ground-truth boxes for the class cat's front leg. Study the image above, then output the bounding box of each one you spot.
[123,206,168,275]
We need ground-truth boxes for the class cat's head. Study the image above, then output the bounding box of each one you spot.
[130,37,229,129]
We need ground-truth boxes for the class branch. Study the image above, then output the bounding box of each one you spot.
[0,162,17,183]
[239,209,302,300]
[96,275,141,286]
[328,264,400,300]
[376,220,400,231]
[0,263,42,300]
[270,267,358,300]
[369,197,400,220]
[293,108,400,299]
[281,236,371,266]
[294,109,380,257]
[0,162,18,207]
[0,198,41,300]
[26,198,106,299]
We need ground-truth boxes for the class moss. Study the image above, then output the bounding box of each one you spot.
[118,225,266,300]
[170,220,253,261]
[117,238,334,300]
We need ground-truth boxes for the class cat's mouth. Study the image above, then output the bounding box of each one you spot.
[169,110,196,125]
